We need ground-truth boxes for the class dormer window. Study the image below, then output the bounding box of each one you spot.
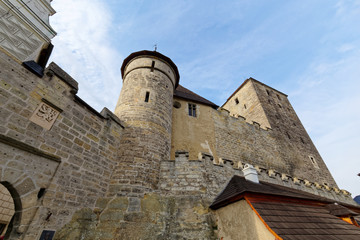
[188,103,196,117]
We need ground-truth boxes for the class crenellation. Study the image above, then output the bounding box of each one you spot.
[0,15,357,237]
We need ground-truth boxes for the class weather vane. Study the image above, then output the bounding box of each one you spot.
[154,44,157,52]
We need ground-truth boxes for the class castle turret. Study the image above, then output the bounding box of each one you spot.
[111,50,179,195]
[222,78,337,187]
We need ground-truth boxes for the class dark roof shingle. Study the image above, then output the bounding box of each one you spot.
[210,175,360,240]
[174,85,218,108]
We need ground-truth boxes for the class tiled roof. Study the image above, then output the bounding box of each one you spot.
[210,175,360,240]
[210,176,333,209]
[174,85,218,108]
[253,201,360,240]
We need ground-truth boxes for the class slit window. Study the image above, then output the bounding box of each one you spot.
[235,98,239,105]
[286,131,291,139]
[188,103,196,117]
[145,91,150,102]
[150,61,155,72]
[266,89,270,95]
[244,104,247,109]
[309,156,319,168]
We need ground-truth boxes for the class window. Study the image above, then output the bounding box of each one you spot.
[144,91,150,102]
[309,156,319,168]
[277,94,281,101]
[286,131,291,139]
[235,98,239,104]
[188,103,196,117]
[150,61,155,72]
[266,89,271,96]
[244,104,247,109]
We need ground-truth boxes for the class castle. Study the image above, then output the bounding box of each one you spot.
[0,1,359,239]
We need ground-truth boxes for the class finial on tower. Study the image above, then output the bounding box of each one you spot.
[154,44,157,52]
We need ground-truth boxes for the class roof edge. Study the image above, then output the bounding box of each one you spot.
[121,50,180,88]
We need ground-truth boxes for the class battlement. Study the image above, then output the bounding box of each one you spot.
[217,107,272,131]
[161,151,355,206]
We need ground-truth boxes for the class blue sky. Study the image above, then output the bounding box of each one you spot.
[49,0,360,196]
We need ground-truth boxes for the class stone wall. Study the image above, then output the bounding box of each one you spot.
[170,97,218,161]
[112,54,177,196]
[0,50,123,239]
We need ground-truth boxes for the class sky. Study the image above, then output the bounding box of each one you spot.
[49,0,360,196]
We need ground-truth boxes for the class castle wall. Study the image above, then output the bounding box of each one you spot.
[0,50,123,239]
[222,80,271,129]
[170,97,217,161]
[112,54,177,195]
[250,80,337,186]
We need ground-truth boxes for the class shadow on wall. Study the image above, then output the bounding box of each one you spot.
[0,182,21,239]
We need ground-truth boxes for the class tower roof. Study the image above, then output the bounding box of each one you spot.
[121,50,180,88]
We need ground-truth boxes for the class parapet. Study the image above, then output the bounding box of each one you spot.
[161,151,356,206]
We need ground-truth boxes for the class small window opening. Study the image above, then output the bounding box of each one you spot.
[277,94,281,101]
[235,98,239,105]
[309,156,319,168]
[188,103,196,117]
[244,104,247,109]
[266,89,270,95]
[286,132,291,139]
[145,91,150,102]
[38,188,46,199]
[150,61,155,72]
[293,123,296,126]
[300,137,305,144]
[278,104,282,108]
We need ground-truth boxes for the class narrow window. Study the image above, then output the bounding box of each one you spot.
[235,98,239,105]
[277,94,281,101]
[244,104,247,109]
[278,104,282,108]
[150,61,155,72]
[309,156,319,168]
[266,89,270,96]
[286,131,291,139]
[145,91,150,102]
[300,137,305,144]
[38,188,46,199]
[188,103,196,117]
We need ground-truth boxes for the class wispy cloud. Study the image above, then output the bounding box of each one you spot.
[289,40,360,195]
[50,0,123,111]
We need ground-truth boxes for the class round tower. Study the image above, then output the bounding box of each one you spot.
[112,50,179,195]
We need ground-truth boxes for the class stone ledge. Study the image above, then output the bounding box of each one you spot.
[0,134,61,163]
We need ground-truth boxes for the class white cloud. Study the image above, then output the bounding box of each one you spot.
[49,0,123,112]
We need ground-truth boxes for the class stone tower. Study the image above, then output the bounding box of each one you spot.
[111,50,180,196]
[222,78,337,186]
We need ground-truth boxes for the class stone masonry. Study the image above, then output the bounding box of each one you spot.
[0,1,354,239]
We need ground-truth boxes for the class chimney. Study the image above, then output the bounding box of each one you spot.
[242,164,259,183]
